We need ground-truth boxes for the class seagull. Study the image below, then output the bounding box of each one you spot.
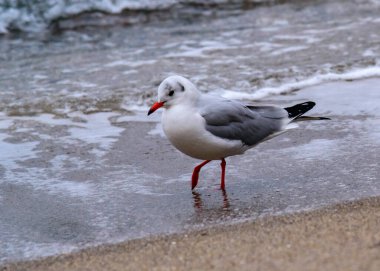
[148,75,329,191]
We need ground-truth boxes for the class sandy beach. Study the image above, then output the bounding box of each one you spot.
[2,196,380,271]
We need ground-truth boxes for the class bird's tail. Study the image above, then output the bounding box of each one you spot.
[284,101,330,122]
[294,116,331,121]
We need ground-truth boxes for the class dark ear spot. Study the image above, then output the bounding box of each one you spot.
[178,83,185,92]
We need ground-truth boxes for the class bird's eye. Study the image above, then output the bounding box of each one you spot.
[168,90,174,96]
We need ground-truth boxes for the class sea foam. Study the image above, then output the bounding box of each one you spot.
[221,66,380,100]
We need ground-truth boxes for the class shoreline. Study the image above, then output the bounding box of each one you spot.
[1,0,380,267]
[1,78,380,265]
[3,196,380,271]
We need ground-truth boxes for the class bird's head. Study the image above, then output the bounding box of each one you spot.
[148,75,200,115]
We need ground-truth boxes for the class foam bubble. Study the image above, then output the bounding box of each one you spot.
[221,66,380,100]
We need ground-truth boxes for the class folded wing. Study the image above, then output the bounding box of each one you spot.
[200,98,288,146]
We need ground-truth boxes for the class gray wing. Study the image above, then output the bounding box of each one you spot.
[199,96,288,146]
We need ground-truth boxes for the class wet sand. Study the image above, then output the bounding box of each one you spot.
[3,196,380,271]
[1,78,380,264]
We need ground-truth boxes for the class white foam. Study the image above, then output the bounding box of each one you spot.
[254,42,282,52]
[122,103,150,112]
[270,45,309,56]
[164,45,208,58]
[0,134,39,170]
[105,59,156,68]
[0,117,14,129]
[328,44,344,50]
[56,79,97,88]
[116,112,160,123]
[123,70,138,75]
[33,74,48,80]
[222,66,380,100]
[273,34,322,44]
[164,41,230,58]
[363,48,376,57]
[73,81,97,88]
[12,114,75,126]
[147,123,165,137]
[67,112,124,151]
[47,179,93,197]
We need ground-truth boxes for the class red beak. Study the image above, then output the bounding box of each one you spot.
[147,101,165,116]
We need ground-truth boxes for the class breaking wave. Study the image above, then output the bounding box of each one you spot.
[0,0,279,33]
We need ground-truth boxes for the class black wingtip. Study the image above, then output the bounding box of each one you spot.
[284,101,316,119]
[296,116,331,121]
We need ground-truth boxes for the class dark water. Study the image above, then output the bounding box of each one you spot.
[1,0,379,116]
[1,0,380,265]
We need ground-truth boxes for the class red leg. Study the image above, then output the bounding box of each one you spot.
[220,158,226,191]
[191,160,211,190]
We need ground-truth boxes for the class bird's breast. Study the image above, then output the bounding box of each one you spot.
[162,105,243,160]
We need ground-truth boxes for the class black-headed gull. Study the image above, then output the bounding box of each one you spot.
[148,75,329,191]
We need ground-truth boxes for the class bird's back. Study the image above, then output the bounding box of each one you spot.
[198,95,289,147]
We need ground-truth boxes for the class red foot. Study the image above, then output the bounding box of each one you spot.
[220,158,226,191]
[191,160,211,189]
